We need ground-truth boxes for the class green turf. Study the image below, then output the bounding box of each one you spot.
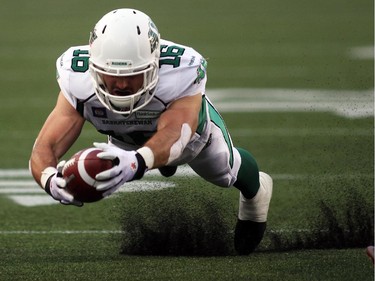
[0,0,373,280]
[0,235,373,281]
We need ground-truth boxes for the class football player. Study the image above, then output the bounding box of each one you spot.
[29,8,273,255]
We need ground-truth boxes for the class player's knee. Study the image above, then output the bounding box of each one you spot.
[202,170,236,188]
[196,162,237,188]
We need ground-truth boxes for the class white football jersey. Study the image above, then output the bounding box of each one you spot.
[56,39,241,188]
[56,39,208,147]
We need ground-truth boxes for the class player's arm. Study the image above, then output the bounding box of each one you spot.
[93,93,202,192]
[30,91,85,187]
[142,93,201,167]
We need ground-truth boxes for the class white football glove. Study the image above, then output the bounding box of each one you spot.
[42,161,83,207]
[93,142,147,194]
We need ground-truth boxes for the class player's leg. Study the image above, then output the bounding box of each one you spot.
[191,143,272,254]
[234,149,273,254]
[233,148,259,198]
[188,107,272,254]
[188,124,240,187]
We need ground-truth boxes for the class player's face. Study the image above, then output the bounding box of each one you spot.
[101,74,144,96]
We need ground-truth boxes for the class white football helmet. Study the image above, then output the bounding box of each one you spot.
[89,9,160,115]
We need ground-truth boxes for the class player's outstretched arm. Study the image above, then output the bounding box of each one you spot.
[29,92,85,203]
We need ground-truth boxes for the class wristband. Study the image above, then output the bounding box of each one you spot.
[41,167,57,193]
[43,175,55,196]
[136,146,155,169]
[133,153,147,180]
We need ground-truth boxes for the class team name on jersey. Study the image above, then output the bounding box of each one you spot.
[101,119,153,126]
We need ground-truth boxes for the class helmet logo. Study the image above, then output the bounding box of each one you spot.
[194,58,207,84]
[89,29,98,46]
[148,19,159,54]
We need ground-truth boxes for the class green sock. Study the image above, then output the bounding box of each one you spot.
[233,148,260,199]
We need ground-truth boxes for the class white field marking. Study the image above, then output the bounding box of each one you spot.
[0,180,178,190]
[0,188,44,194]
[349,46,374,60]
[206,88,373,118]
[230,128,372,137]
[0,180,39,187]
[3,180,176,206]
[9,195,56,206]
[118,181,176,192]
[0,230,125,235]
[0,170,32,177]
[0,166,197,179]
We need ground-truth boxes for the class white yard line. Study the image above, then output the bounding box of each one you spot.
[0,170,32,177]
[0,180,37,186]
[206,88,373,118]
[349,46,374,60]
[0,230,125,235]
[230,128,372,137]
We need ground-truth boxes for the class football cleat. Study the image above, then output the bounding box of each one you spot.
[234,220,267,255]
[234,172,273,255]
[158,166,177,177]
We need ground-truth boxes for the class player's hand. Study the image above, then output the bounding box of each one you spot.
[93,142,147,193]
[46,161,83,207]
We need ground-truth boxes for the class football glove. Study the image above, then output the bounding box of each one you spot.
[93,142,147,194]
[42,161,83,207]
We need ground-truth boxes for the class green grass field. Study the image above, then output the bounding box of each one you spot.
[0,0,373,280]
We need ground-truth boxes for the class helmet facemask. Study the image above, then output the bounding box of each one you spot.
[89,61,159,115]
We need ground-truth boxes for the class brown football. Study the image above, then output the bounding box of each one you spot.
[62,147,114,203]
